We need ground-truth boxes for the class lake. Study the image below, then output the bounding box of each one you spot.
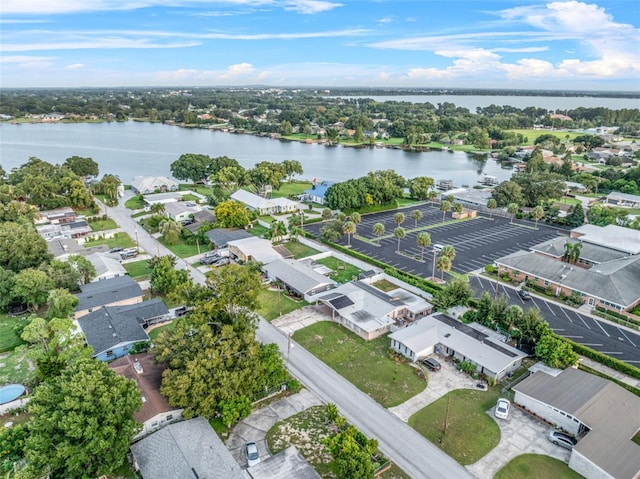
[0,122,514,187]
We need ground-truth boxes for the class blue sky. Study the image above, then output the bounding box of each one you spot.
[1,0,639,90]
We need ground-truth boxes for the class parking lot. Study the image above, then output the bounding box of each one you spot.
[306,204,563,277]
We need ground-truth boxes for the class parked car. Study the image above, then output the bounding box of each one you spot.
[494,398,510,419]
[246,441,261,467]
[211,257,230,267]
[518,289,532,300]
[174,306,188,317]
[109,246,124,253]
[548,431,577,450]
[421,357,442,371]
[200,254,221,265]
[433,243,444,252]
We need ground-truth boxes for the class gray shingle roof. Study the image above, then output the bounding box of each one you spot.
[130,417,245,479]
[205,228,252,247]
[75,276,143,312]
[247,446,321,479]
[263,259,336,295]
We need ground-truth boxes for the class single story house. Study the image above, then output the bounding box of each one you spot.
[205,228,252,249]
[164,201,198,223]
[142,192,182,206]
[36,219,92,240]
[74,275,144,318]
[316,281,433,340]
[230,189,301,215]
[184,209,216,234]
[36,206,77,224]
[301,181,334,205]
[263,259,337,300]
[247,446,321,479]
[109,353,183,440]
[85,252,127,282]
[77,302,156,361]
[131,176,179,195]
[227,236,283,265]
[604,191,640,209]
[389,313,526,380]
[513,367,640,479]
[570,224,640,255]
[130,417,244,479]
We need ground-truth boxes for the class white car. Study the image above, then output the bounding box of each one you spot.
[494,398,510,419]
[246,441,261,467]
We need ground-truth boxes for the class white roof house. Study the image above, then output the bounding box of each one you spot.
[227,236,283,265]
[131,176,179,195]
[571,224,640,255]
[164,202,198,222]
[263,259,336,300]
[231,189,301,215]
[86,252,127,282]
[389,313,527,380]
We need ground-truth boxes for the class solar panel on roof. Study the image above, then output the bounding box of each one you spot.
[329,295,354,309]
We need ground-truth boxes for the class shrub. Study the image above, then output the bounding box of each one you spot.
[484,264,495,273]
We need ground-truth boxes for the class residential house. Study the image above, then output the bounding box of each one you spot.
[130,417,244,479]
[131,176,179,195]
[316,281,433,340]
[227,236,284,265]
[74,275,144,318]
[301,181,334,205]
[184,209,216,234]
[389,313,527,381]
[513,367,640,479]
[263,259,337,300]
[36,207,92,240]
[247,446,321,479]
[164,201,197,223]
[109,353,183,440]
[604,191,640,209]
[205,228,252,249]
[230,189,301,215]
[37,207,77,224]
[142,192,182,206]
[85,252,127,282]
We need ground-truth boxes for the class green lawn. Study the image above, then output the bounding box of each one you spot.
[83,232,136,249]
[315,257,362,283]
[270,182,312,199]
[293,322,426,407]
[505,129,580,145]
[124,195,146,210]
[256,288,309,321]
[0,313,27,353]
[494,454,586,479]
[408,388,502,465]
[0,345,37,387]
[89,218,118,232]
[74,206,99,216]
[123,260,153,280]
[158,237,202,258]
[148,320,178,342]
[181,193,200,202]
[283,241,320,259]
[248,224,270,238]
[371,279,398,292]
[259,215,276,225]
[179,184,216,196]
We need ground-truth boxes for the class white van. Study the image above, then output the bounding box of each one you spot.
[433,243,444,251]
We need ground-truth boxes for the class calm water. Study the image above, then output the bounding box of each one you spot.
[0,122,513,186]
[333,95,640,111]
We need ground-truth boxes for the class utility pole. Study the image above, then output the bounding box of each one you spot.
[134,227,139,253]
[432,247,437,280]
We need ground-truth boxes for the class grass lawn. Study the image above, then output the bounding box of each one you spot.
[158,237,201,258]
[315,257,362,283]
[270,182,312,199]
[505,129,580,145]
[181,193,200,202]
[259,215,276,225]
[494,454,586,479]
[179,184,215,196]
[372,279,399,292]
[283,241,320,259]
[553,197,582,206]
[123,260,153,280]
[397,198,423,207]
[0,345,37,386]
[293,322,425,407]
[83,232,136,250]
[89,218,118,232]
[0,313,27,353]
[148,320,178,342]
[256,288,309,321]
[74,206,99,216]
[124,195,146,210]
[408,387,502,465]
[248,224,270,238]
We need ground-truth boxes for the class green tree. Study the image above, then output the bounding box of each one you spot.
[394,212,405,227]
[562,242,582,264]
[440,245,456,261]
[411,209,423,228]
[0,222,51,272]
[247,161,286,195]
[324,425,375,479]
[279,120,293,136]
[46,288,79,319]
[436,254,452,280]
[0,266,16,312]
[486,198,497,219]
[212,165,247,194]
[393,226,406,251]
[435,279,473,308]
[372,222,385,245]
[205,263,263,318]
[150,255,190,295]
[12,268,54,311]
[514,308,549,345]
[531,205,545,228]
[416,232,431,261]
[492,181,524,207]
[68,255,96,284]
[268,221,287,243]
[453,202,463,215]
[282,160,303,183]
[23,359,141,479]
[150,202,166,215]
[343,221,356,247]
[408,176,434,200]
[350,212,361,226]
[440,200,451,223]
[215,199,250,228]
[507,203,519,224]
[565,203,585,227]
[322,208,333,221]
[68,179,93,208]
[63,156,99,177]
[40,259,81,291]
[535,333,578,369]
[159,218,183,245]
[170,153,212,185]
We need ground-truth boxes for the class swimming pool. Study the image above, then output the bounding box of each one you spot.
[0,384,25,405]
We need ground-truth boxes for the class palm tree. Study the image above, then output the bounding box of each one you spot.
[342,221,356,247]
[486,198,497,219]
[417,232,431,261]
[394,212,405,227]
[393,227,406,252]
[436,254,452,280]
[441,245,456,261]
[350,212,361,226]
[531,205,545,228]
[440,200,451,223]
[507,203,519,224]
[428,190,438,204]
[159,219,182,245]
[453,202,463,215]
[372,222,385,244]
[150,203,166,215]
[269,221,287,243]
[411,209,423,228]
[563,242,582,264]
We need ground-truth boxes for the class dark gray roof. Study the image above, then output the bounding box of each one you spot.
[107,298,169,325]
[514,368,640,479]
[185,210,216,233]
[247,446,321,479]
[76,276,143,312]
[263,259,336,295]
[78,302,151,356]
[497,250,640,308]
[530,237,627,264]
[205,228,252,247]
[130,417,244,479]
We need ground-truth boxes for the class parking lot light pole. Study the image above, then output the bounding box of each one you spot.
[432,247,437,280]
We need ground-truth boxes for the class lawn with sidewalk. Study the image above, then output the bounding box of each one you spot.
[283,241,320,259]
[293,322,425,407]
[408,387,502,465]
[494,454,585,479]
[83,232,136,250]
[157,237,202,258]
[123,260,153,280]
[256,288,308,321]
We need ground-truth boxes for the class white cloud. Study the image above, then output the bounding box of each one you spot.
[218,62,255,79]
[378,16,394,24]
[283,0,343,14]
[1,38,201,52]
[65,63,85,69]
[0,54,55,62]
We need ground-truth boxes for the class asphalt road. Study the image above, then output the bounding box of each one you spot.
[470,275,640,366]
[106,195,473,478]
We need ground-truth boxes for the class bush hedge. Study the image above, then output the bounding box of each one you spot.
[563,337,640,380]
